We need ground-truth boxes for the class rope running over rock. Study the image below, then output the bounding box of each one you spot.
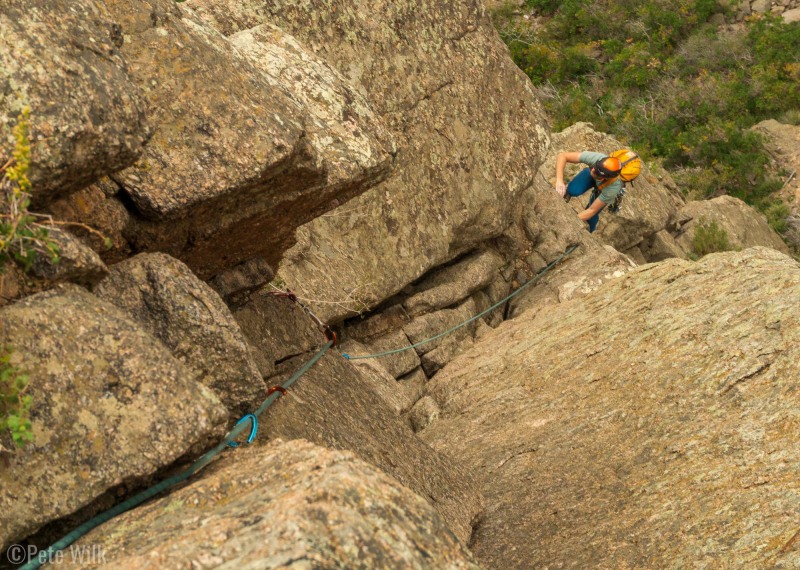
[342,244,579,360]
[22,340,334,570]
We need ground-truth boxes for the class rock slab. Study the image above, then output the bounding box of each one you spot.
[61,440,482,570]
[187,0,550,323]
[421,247,800,569]
[674,195,790,256]
[94,253,265,415]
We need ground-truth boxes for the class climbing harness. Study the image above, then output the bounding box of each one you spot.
[342,244,579,360]
[607,186,626,214]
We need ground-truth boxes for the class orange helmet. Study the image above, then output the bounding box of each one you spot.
[593,156,622,179]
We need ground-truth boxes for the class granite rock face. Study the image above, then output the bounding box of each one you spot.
[185,0,551,323]
[207,255,274,307]
[0,0,150,204]
[265,349,484,545]
[62,440,482,570]
[419,247,800,569]
[403,249,505,316]
[0,285,227,548]
[94,253,265,414]
[342,328,420,379]
[232,291,323,367]
[752,119,800,252]
[227,22,396,191]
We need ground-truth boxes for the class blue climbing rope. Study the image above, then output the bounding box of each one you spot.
[21,340,334,570]
[342,244,579,360]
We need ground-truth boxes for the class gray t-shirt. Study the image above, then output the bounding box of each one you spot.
[579,151,623,204]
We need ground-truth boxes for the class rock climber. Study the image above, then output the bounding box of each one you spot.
[554,151,622,233]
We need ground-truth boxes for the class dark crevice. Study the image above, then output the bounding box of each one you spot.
[274,352,308,367]
[718,360,774,395]
[467,511,484,551]
[403,80,455,114]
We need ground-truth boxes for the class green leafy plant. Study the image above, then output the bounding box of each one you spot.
[0,344,33,448]
[691,217,733,258]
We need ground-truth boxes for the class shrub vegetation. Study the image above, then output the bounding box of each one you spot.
[691,216,733,257]
[494,2,800,231]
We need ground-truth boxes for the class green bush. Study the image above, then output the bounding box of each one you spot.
[525,0,562,16]
[0,107,56,450]
[497,1,800,226]
[691,217,733,257]
[606,42,663,90]
[763,200,790,234]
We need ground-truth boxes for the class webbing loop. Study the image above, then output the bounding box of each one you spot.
[343,244,579,360]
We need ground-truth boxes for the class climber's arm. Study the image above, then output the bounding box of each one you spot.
[577,198,606,221]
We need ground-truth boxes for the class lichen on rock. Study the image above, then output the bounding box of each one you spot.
[0,285,227,548]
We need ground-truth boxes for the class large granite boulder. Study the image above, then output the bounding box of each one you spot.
[94,253,265,415]
[186,0,551,323]
[104,0,310,217]
[0,285,227,548]
[61,440,481,569]
[0,0,150,204]
[44,178,135,267]
[419,247,800,569]
[46,0,395,280]
[673,195,790,256]
[29,228,109,288]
